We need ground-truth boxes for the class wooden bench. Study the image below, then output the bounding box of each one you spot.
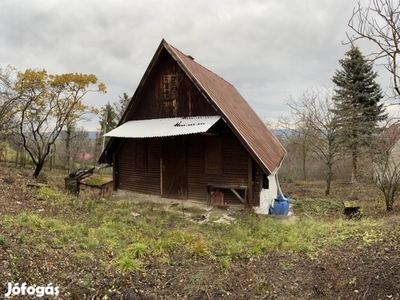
[206,183,248,205]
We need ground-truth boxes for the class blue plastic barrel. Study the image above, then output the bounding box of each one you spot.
[276,194,290,202]
[274,194,290,215]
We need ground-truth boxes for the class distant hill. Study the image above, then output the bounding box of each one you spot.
[87,131,99,139]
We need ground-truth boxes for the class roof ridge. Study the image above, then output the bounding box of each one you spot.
[168,44,235,89]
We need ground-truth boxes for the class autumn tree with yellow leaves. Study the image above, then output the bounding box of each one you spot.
[14,69,106,177]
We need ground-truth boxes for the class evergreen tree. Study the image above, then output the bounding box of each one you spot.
[114,92,131,122]
[332,46,387,182]
[98,101,118,151]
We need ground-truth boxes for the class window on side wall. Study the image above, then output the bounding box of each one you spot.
[135,139,147,171]
[204,136,222,175]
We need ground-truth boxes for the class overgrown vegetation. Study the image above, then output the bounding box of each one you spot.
[0,185,386,275]
[83,175,111,186]
[1,166,400,299]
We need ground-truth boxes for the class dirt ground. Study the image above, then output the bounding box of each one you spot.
[1,166,400,299]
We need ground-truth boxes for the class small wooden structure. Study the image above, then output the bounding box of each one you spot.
[79,175,113,199]
[65,169,113,199]
[343,201,361,218]
[64,168,94,195]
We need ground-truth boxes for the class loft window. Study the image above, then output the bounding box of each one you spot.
[205,136,222,175]
[162,74,178,100]
[135,139,147,171]
[161,73,179,117]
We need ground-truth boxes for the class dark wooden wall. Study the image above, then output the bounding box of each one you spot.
[115,127,261,204]
[126,49,217,121]
[186,133,250,204]
[116,138,161,195]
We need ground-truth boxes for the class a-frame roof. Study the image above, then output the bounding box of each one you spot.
[100,39,286,175]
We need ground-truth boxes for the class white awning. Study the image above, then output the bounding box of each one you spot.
[104,116,221,138]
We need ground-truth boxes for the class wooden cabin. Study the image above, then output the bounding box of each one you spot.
[98,39,286,213]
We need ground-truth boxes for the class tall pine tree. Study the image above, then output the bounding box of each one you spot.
[98,101,118,152]
[332,46,387,182]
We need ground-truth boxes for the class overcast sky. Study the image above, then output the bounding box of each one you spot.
[1,0,398,130]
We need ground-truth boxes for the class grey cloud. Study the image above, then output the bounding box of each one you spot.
[0,0,382,130]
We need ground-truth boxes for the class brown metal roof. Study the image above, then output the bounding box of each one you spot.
[164,41,286,174]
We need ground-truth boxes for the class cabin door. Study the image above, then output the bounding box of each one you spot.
[161,137,187,199]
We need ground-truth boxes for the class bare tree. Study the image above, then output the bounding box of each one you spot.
[372,127,400,211]
[278,118,312,181]
[58,126,94,170]
[280,88,342,195]
[347,0,400,99]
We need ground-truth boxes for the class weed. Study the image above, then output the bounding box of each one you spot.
[348,276,357,285]
[16,231,26,244]
[37,186,64,201]
[113,253,142,273]
[294,198,342,218]
[189,272,205,287]
[0,234,9,249]
[219,256,231,271]
[16,213,45,230]
[152,239,172,256]
[80,274,94,289]
[189,236,209,256]
[126,242,149,258]
[282,263,293,271]
[60,234,71,243]
[255,280,275,296]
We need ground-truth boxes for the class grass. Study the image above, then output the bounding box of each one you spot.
[0,185,389,273]
[84,175,111,186]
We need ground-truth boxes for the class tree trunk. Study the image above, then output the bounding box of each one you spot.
[49,153,53,171]
[20,149,26,168]
[302,153,307,180]
[386,199,393,211]
[66,126,71,171]
[33,161,44,178]
[325,179,331,196]
[351,153,357,182]
[14,149,19,168]
[325,166,333,196]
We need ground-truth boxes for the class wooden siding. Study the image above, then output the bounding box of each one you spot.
[252,164,262,206]
[115,135,262,204]
[186,133,251,204]
[127,50,217,121]
[116,138,160,195]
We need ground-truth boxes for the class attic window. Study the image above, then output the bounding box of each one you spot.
[162,74,178,100]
